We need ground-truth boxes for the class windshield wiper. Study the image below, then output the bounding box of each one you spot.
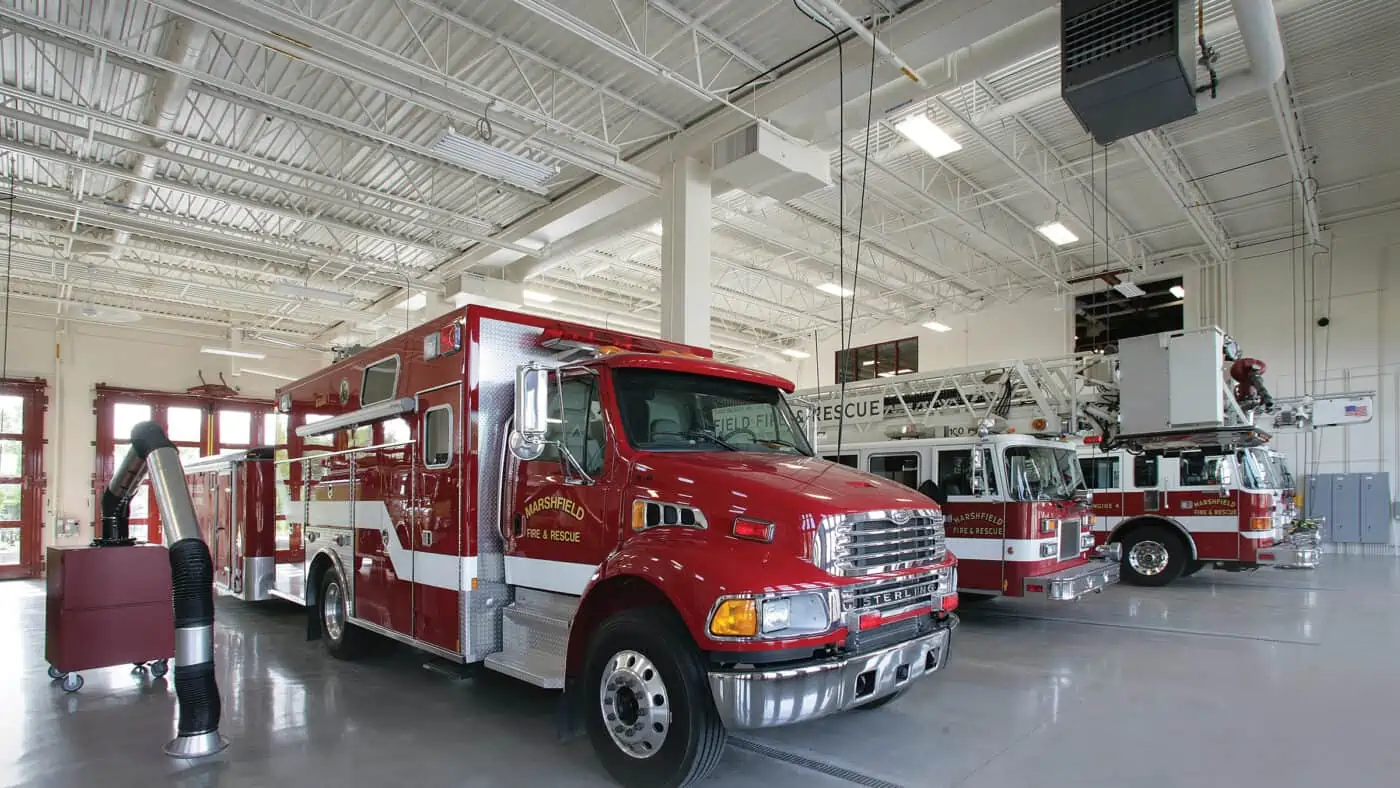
[649,431,744,450]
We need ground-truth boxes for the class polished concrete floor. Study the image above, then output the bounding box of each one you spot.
[4,556,1399,788]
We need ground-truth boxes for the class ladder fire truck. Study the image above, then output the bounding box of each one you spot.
[182,305,959,788]
[794,326,1374,589]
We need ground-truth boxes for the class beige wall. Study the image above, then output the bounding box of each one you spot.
[0,315,323,548]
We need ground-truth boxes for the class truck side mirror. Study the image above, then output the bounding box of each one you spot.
[510,364,550,461]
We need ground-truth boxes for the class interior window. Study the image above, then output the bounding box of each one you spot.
[361,357,400,406]
[302,414,334,448]
[824,454,858,468]
[869,453,919,490]
[542,375,605,475]
[424,407,452,467]
[1080,457,1121,490]
[1133,455,1159,488]
[383,417,411,445]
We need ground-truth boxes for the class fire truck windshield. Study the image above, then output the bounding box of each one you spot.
[612,368,813,455]
[1238,448,1280,491]
[1004,445,1083,502]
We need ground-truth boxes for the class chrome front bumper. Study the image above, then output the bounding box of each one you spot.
[1257,533,1321,570]
[1024,558,1120,601]
[707,620,955,730]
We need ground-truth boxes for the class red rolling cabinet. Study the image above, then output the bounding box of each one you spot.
[45,544,175,691]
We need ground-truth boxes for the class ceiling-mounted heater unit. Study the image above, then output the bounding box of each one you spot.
[1061,0,1198,145]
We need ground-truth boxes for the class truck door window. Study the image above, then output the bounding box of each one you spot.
[1179,453,1227,486]
[1133,455,1159,488]
[1080,457,1121,490]
[869,454,919,489]
[937,449,973,496]
[543,375,605,476]
[423,406,453,468]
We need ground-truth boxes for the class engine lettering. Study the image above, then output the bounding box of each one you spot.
[523,494,585,520]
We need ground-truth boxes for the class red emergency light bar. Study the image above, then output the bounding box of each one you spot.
[1083,435,1103,444]
[537,325,712,359]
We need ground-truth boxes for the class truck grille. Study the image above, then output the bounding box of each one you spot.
[842,568,946,616]
[1059,518,1082,561]
[832,510,946,577]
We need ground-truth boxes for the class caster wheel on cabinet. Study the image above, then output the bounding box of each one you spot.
[61,673,84,693]
[149,660,169,678]
[47,665,64,680]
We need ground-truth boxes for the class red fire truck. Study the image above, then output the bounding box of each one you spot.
[820,433,1118,600]
[795,326,1372,591]
[1077,435,1312,585]
[184,305,959,787]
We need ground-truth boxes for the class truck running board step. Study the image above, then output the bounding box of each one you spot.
[483,589,577,689]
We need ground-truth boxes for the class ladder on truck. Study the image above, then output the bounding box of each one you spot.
[792,351,1119,444]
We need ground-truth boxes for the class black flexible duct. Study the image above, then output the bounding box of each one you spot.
[107,421,227,757]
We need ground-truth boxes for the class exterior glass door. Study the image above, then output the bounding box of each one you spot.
[0,380,47,580]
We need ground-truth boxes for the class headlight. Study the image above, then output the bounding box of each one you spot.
[710,592,832,639]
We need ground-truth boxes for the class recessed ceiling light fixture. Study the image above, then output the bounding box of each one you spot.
[1036,221,1079,246]
[816,282,854,297]
[432,127,558,191]
[895,114,962,159]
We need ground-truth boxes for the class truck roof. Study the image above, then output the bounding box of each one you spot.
[593,351,795,393]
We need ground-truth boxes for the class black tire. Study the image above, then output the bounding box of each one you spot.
[319,566,370,660]
[856,688,907,711]
[583,607,727,788]
[1119,524,1188,587]
[1181,560,1206,578]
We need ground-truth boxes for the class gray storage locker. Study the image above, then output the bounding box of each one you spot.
[1305,474,1334,543]
[1331,475,1363,543]
[1360,474,1391,544]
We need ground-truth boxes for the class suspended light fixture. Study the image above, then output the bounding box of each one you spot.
[1170,284,1185,298]
[200,346,265,360]
[922,320,952,332]
[1036,221,1079,246]
[780,348,811,359]
[816,282,853,297]
[894,114,962,159]
[432,127,559,191]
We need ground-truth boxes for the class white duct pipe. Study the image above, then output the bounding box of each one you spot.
[110,18,210,253]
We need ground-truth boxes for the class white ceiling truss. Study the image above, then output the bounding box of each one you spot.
[0,0,1395,359]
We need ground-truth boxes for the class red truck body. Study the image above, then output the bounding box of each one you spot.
[184,305,958,786]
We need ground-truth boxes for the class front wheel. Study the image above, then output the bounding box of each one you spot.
[1120,524,1188,586]
[583,608,726,788]
[1181,560,1206,578]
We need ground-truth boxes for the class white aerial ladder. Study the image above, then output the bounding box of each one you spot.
[793,327,1374,451]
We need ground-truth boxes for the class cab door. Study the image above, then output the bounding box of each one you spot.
[506,370,617,597]
[413,384,463,654]
[935,445,1006,594]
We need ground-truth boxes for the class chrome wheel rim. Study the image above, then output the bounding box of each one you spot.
[1128,540,1170,576]
[599,650,671,759]
[323,580,345,642]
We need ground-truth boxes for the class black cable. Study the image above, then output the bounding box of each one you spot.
[795,1,850,456]
[1196,182,1293,207]
[1187,154,1287,182]
[3,168,12,381]
[845,18,879,353]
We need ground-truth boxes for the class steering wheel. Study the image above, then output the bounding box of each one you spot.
[720,428,758,444]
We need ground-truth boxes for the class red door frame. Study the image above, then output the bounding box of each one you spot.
[93,385,272,545]
[0,378,48,580]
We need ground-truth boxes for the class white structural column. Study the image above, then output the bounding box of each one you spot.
[659,157,713,349]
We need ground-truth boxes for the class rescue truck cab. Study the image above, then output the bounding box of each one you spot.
[185,305,959,787]
[823,433,1119,600]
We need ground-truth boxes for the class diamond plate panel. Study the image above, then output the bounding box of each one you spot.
[465,316,550,661]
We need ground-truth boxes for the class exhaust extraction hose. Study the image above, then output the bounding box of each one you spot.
[125,421,229,758]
